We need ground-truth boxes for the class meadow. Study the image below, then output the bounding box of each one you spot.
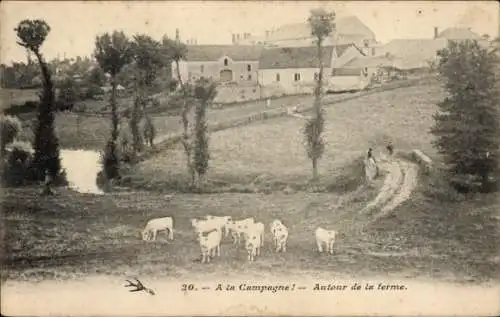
[2,179,498,284]
[3,78,498,284]
[123,80,444,191]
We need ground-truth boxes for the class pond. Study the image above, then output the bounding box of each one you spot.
[60,149,103,195]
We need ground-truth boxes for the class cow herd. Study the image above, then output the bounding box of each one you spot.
[141,215,338,263]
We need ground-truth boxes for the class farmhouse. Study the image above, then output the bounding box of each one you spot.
[172,45,264,85]
[236,15,379,56]
[258,43,366,94]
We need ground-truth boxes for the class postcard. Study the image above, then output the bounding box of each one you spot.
[1,1,499,316]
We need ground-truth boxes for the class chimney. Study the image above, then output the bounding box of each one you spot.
[434,27,438,39]
[265,30,270,38]
[175,28,180,41]
[232,34,236,44]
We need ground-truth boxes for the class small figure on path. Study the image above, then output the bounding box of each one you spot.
[386,142,394,155]
[367,148,376,163]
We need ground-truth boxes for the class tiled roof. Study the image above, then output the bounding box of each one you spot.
[258,46,335,69]
[377,38,449,69]
[262,15,376,42]
[184,45,265,62]
[437,27,481,40]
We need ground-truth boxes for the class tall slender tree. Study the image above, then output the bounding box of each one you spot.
[162,35,195,182]
[15,19,62,182]
[192,78,217,188]
[94,31,132,180]
[304,8,335,180]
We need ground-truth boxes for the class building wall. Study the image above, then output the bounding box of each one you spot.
[172,57,259,84]
[259,68,327,94]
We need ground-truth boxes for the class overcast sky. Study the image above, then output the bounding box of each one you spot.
[1,1,498,64]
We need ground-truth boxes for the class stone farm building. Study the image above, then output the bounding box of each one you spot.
[172,45,264,85]
[258,43,367,94]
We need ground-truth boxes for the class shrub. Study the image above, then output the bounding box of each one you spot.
[100,140,121,181]
[1,145,33,186]
[1,115,23,152]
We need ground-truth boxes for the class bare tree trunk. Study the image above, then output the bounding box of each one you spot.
[110,76,119,144]
[312,157,318,180]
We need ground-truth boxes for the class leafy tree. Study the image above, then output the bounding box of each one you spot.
[15,19,63,182]
[304,8,335,180]
[129,34,164,154]
[192,78,217,188]
[87,66,106,87]
[94,31,133,181]
[431,40,499,192]
[57,77,79,110]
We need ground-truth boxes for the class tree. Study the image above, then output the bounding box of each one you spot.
[304,8,335,181]
[94,31,132,180]
[162,35,195,181]
[192,78,217,188]
[431,40,499,192]
[129,34,164,154]
[15,19,63,182]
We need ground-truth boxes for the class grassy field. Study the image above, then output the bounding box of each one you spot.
[123,80,444,191]
[2,176,498,284]
[0,89,40,109]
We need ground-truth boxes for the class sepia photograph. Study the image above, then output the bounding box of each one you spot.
[1,1,499,316]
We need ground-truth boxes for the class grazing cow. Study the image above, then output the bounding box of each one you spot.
[142,217,174,241]
[245,229,262,262]
[198,228,223,263]
[190,218,223,235]
[270,219,288,252]
[205,215,232,238]
[244,222,265,247]
[315,227,337,254]
[226,217,255,244]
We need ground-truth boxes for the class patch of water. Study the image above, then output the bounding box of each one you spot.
[60,149,103,195]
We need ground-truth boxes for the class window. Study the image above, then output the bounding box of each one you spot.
[224,58,228,66]
[276,73,280,82]
[248,74,252,80]
[200,65,204,73]
[247,64,252,72]
[240,75,244,80]
[363,39,369,48]
[294,73,301,81]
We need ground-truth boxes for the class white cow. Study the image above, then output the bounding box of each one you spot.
[142,217,174,241]
[205,215,232,238]
[190,218,223,235]
[198,228,223,263]
[315,227,337,254]
[270,219,288,252]
[245,230,262,262]
[244,222,265,247]
[226,217,255,244]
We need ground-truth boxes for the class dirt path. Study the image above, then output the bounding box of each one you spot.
[362,156,420,218]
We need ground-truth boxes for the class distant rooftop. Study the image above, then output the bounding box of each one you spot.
[184,45,265,62]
